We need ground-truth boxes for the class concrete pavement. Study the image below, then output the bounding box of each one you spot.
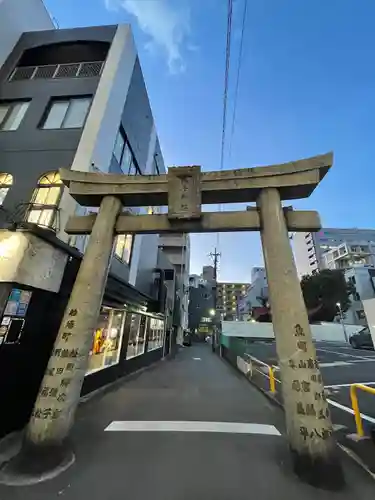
[0,344,374,499]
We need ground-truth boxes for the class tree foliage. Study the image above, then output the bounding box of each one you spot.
[300,269,355,322]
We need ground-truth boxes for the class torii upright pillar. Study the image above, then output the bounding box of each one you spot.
[258,187,343,489]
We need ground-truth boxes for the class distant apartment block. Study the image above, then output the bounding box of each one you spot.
[343,266,375,326]
[293,228,375,277]
[216,282,249,320]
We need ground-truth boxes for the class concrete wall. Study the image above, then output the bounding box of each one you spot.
[0,26,116,231]
[64,25,133,249]
[0,27,115,237]
[0,0,53,68]
[0,230,67,292]
[123,61,166,295]
[222,321,363,343]
[188,283,215,331]
[0,23,166,301]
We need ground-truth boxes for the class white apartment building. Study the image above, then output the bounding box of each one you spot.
[293,228,375,277]
[188,274,201,288]
[238,267,269,317]
[343,266,375,325]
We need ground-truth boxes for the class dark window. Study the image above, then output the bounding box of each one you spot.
[153,154,160,175]
[112,129,141,175]
[114,234,133,264]
[0,101,30,130]
[41,97,91,129]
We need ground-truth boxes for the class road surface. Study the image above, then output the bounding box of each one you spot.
[247,340,375,435]
[0,344,374,499]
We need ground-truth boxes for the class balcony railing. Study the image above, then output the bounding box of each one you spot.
[9,61,104,82]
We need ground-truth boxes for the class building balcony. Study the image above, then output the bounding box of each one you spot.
[323,242,375,270]
[9,61,104,82]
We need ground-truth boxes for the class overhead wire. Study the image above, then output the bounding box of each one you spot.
[216,0,234,253]
[227,0,248,163]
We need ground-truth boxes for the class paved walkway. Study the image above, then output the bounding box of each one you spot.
[0,344,374,499]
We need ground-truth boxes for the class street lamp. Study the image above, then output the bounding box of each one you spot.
[336,302,348,343]
[208,309,216,352]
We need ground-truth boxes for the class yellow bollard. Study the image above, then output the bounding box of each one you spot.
[268,366,276,393]
[350,384,364,437]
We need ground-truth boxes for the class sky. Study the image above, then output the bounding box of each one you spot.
[44,0,375,282]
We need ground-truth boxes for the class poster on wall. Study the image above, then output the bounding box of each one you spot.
[3,289,32,318]
[0,323,8,346]
[0,325,8,337]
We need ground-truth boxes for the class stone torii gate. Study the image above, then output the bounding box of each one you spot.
[2,153,343,489]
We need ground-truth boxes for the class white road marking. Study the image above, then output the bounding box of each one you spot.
[327,399,375,425]
[332,424,347,431]
[104,421,281,435]
[319,361,351,367]
[325,382,375,388]
[192,357,201,361]
[317,348,373,361]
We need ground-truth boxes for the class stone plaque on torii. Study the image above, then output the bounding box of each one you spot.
[3,152,343,489]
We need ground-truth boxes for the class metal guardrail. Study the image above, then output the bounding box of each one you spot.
[349,383,375,437]
[244,353,279,393]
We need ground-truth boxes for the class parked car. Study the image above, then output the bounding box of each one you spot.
[349,327,374,349]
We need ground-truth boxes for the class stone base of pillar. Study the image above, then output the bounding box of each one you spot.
[0,441,74,486]
[291,446,345,490]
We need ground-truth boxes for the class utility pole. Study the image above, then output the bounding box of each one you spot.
[209,248,221,352]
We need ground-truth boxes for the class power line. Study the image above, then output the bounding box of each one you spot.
[217,0,234,252]
[228,0,248,163]
[220,0,233,172]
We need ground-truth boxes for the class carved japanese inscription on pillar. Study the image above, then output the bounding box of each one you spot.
[167,166,201,220]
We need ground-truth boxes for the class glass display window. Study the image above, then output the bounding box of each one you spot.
[147,318,165,351]
[126,313,148,359]
[87,307,126,375]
